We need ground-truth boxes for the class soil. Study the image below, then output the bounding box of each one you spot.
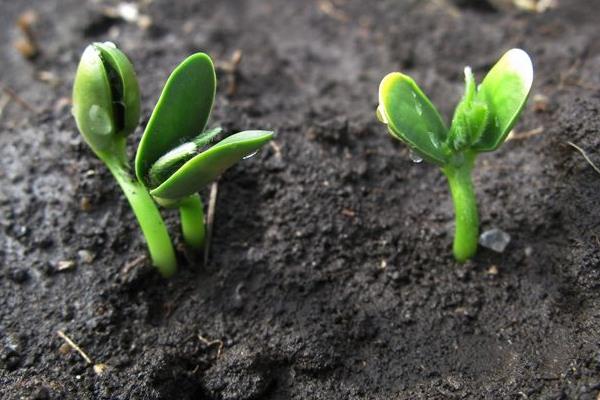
[2,0,600,399]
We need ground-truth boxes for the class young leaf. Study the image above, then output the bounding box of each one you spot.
[147,127,223,189]
[94,42,141,139]
[378,72,449,165]
[72,45,119,153]
[150,130,274,200]
[448,68,489,151]
[136,53,216,184]
[473,48,533,151]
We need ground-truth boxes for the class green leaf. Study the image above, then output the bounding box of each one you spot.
[448,67,489,151]
[136,53,216,184]
[94,42,141,139]
[378,72,449,165]
[473,48,533,151]
[150,131,274,200]
[147,127,223,189]
[72,43,140,155]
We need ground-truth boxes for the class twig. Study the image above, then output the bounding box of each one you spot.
[506,126,544,141]
[513,0,557,13]
[0,93,10,120]
[121,254,148,275]
[57,330,93,364]
[1,84,37,113]
[558,58,582,90]
[316,0,349,22]
[204,181,219,267]
[216,50,242,73]
[566,141,600,176]
[557,56,600,92]
[217,50,242,96]
[14,10,39,59]
[341,208,356,217]
[197,334,224,359]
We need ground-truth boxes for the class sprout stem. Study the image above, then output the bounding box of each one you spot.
[178,194,205,250]
[103,155,177,277]
[443,153,479,262]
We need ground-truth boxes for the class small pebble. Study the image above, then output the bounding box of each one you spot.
[80,197,92,211]
[77,250,94,264]
[56,260,76,271]
[15,225,28,238]
[94,363,108,376]
[479,228,511,253]
[533,93,550,112]
[5,334,21,353]
[58,343,72,355]
[486,265,499,275]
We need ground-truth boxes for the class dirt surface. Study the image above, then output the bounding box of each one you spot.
[1,0,600,398]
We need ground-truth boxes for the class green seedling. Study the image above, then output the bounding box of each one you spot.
[73,42,273,277]
[73,42,177,277]
[135,53,273,250]
[377,48,533,261]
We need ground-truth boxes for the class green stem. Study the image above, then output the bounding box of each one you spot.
[442,153,479,262]
[103,156,177,277]
[178,194,205,250]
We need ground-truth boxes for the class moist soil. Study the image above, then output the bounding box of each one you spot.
[2,0,600,399]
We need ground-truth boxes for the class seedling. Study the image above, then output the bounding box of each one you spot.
[73,42,273,276]
[135,52,273,251]
[377,49,533,261]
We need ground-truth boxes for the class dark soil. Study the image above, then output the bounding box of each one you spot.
[2,0,600,398]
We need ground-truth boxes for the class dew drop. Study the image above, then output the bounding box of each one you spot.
[376,104,389,124]
[88,105,113,136]
[412,92,423,116]
[243,150,258,160]
[409,150,423,163]
[415,101,423,116]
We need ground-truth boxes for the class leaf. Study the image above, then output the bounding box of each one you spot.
[72,45,117,153]
[447,67,489,151]
[94,42,140,138]
[473,48,533,151]
[136,53,216,184]
[150,131,274,200]
[378,72,449,165]
[147,127,223,189]
[73,43,141,156]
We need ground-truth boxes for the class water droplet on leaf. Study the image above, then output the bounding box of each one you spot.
[415,102,422,116]
[479,228,511,252]
[409,150,423,163]
[411,92,423,116]
[243,150,258,160]
[88,105,112,136]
